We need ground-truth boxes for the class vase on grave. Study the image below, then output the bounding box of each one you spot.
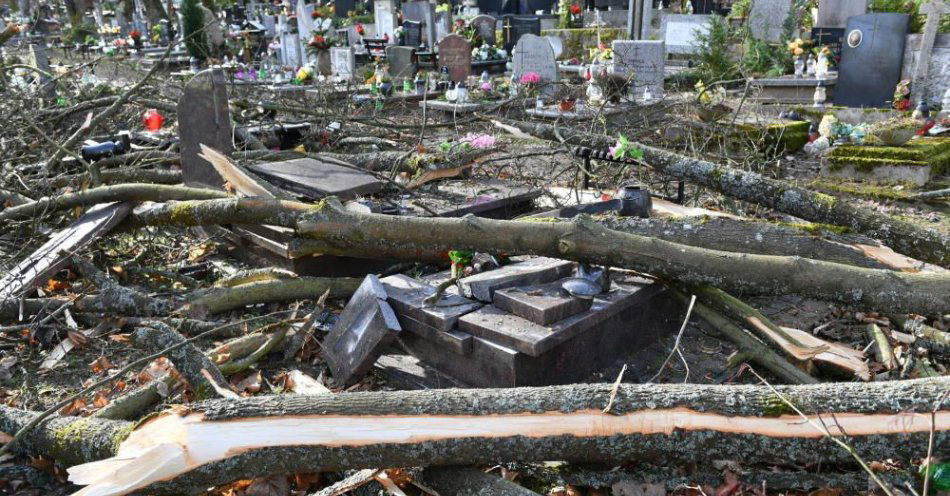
[816,53,829,79]
[806,55,816,76]
[793,57,805,78]
[813,80,827,108]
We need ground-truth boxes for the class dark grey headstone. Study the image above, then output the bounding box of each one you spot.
[612,39,666,97]
[380,274,483,331]
[28,43,53,97]
[471,15,498,46]
[438,33,473,82]
[478,0,505,14]
[493,280,593,325]
[402,0,437,45]
[835,13,910,107]
[502,15,541,52]
[458,257,574,302]
[397,312,474,356]
[402,19,423,46]
[324,275,401,386]
[511,33,558,97]
[386,45,417,79]
[245,157,383,199]
[335,0,356,17]
[811,27,845,64]
[178,69,233,188]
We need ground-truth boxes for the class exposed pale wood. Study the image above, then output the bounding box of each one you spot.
[866,324,897,370]
[198,144,274,198]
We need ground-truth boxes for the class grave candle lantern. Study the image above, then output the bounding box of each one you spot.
[143,109,164,131]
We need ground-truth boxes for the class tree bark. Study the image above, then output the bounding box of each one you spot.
[182,277,361,317]
[131,322,232,398]
[494,118,950,269]
[54,378,948,496]
[421,467,541,495]
[119,195,950,315]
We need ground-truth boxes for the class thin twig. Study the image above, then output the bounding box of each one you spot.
[648,294,696,383]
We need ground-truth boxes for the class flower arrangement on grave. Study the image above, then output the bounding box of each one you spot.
[472,44,506,61]
[787,38,813,76]
[608,134,643,160]
[558,0,582,28]
[393,25,405,42]
[589,43,612,63]
[150,24,161,42]
[355,22,365,36]
[870,117,919,145]
[98,26,121,35]
[435,2,451,13]
[519,71,541,96]
[893,79,912,110]
[307,33,332,53]
[129,29,143,49]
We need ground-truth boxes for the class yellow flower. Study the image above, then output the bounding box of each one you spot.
[794,38,803,45]
[787,41,796,49]
[793,47,804,56]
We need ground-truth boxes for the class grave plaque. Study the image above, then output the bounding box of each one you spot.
[324,275,401,386]
[402,19,423,46]
[661,14,711,54]
[502,15,541,52]
[402,0,437,45]
[612,39,666,97]
[380,274,484,331]
[458,256,574,302]
[330,46,355,78]
[178,69,233,188]
[246,157,383,199]
[816,0,867,28]
[386,45,418,79]
[471,15,498,46]
[374,0,397,41]
[511,33,559,98]
[835,13,910,107]
[28,43,53,97]
[811,26,845,64]
[749,0,793,42]
[493,280,593,325]
[438,33,473,82]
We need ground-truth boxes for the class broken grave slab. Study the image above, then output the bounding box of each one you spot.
[400,281,681,387]
[246,157,383,200]
[396,313,474,356]
[457,257,574,302]
[324,275,401,386]
[380,274,483,332]
[493,280,593,326]
[459,284,645,357]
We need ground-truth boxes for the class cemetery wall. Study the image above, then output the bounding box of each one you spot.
[902,33,950,104]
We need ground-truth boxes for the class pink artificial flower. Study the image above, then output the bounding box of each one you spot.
[519,72,540,85]
[459,133,496,149]
[608,144,618,158]
[480,81,492,91]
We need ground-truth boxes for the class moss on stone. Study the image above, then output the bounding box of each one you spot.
[807,178,918,201]
[733,121,810,153]
[813,192,837,209]
[826,137,950,174]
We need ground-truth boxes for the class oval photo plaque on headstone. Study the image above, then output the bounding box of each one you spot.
[847,29,862,48]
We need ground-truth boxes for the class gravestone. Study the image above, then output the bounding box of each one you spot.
[910,1,950,103]
[335,0,355,17]
[816,0,867,28]
[627,0,653,39]
[748,0,792,42]
[458,257,573,302]
[336,26,360,46]
[402,0,437,46]
[811,27,845,64]
[661,14,711,54]
[479,0,505,13]
[386,45,418,79]
[382,274,484,331]
[835,13,910,107]
[471,15,498,46]
[246,157,383,199]
[438,34,473,82]
[27,43,53,97]
[178,69,233,188]
[512,34,558,97]
[435,11,452,42]
[324,275,401,387]
[374,0,398,41]
[502,15,541,52]
[263,15,276,36]
[612,40,666,98]
[493,281,592,325]
[402,19,423,46]
[330,46,356,78]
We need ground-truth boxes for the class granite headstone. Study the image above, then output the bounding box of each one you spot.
[502,15,541,52]
[335,0,356,17]
[661,14,711,54]
[438,34,473,82]
[178,69,233,188]
[835,13,910,107]
[512,33,558,97]
[330,46,356,78]
[816,0,867,28]
[403,19,423,46]
[386,45,418,79]
[471,15,498,46]
[435,11,452,42]
[612,39,666,97]
[402,0,437,46]
[749,0,792,42]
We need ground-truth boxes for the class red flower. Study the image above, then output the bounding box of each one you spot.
[570,3,581,14]
[311,10,322,18]
[130,29,141,39]
[355,22,365,35]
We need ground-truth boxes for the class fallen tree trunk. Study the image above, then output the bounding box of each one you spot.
[494,118,950,268]
[601,217,920,270]
[3,378,936,495]
[125,195,950,315]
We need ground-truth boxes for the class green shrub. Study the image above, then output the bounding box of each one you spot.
[182,0,209,60]
[693,15,740,82]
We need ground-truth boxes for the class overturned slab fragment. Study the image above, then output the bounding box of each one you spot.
[494,280,593,325]
[458,258,574,302]
[246,157,383,200]
[324,275,401,386]
[380,274,483,331]
[460,284,648,357]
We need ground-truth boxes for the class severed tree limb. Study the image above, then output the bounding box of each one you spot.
[28,377,946,496]
[49,168,183,189]
[493,118,950,268]
[122,195,949,315]
[889,314,950,356]
[181,277,360,317]
[867,324,897,371]
[421,467,541,495]
[131,322,234,399]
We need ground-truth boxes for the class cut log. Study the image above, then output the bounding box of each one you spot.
[493,118,950,268]
[22,378,942,496]
[122,195,950,315]
[422,467,541,495]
